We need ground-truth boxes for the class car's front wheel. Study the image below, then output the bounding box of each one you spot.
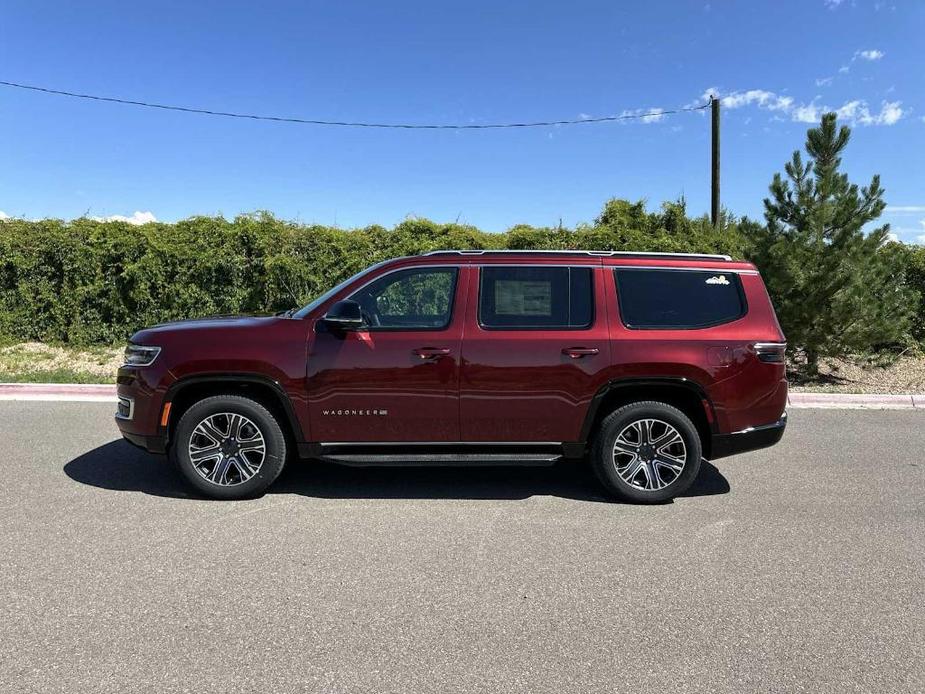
[590,401,702,503]
[170,395,287,499]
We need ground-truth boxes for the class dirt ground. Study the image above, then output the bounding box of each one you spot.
[788,355,925,394]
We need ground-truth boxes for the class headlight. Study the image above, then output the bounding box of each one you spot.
[123,344,161,367]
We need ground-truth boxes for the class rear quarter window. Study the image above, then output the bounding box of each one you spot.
[614,268,747,329]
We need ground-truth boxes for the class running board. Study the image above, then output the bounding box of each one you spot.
[320,452,563,467]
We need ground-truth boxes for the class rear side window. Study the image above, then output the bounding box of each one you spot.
[479,266,593,329]
[614,268,746,329]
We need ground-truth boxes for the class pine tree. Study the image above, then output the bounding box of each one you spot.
[751,113,914,376]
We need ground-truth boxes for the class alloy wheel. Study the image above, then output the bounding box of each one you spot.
[188,412,267,486]
[612,418,687,491]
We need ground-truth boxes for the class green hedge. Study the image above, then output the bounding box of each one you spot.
[889,243,925,345]
[0,200,746,345]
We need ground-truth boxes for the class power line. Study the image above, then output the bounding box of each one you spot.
[0,79,710,129]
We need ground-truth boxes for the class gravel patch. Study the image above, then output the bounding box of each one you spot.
[790,355,925,394]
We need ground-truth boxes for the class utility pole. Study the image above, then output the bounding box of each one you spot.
[711,95,720,227]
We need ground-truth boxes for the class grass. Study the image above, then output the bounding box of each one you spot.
[0,342,120,384]
[0,368,114,384]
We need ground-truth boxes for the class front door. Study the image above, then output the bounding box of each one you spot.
[307,265,466,442]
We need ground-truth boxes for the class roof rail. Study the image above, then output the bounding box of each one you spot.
[421,249,733,262]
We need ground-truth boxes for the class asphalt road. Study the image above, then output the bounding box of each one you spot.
[0,403,922,694]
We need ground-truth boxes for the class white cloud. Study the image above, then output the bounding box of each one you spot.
[792,101,823,123]
[824,0,845,8]
[887,206,925,214]
[815,76,834,87]
[857,49,885,61]
[710,89,794,112]
[872,100,902,124]
[703,88,903,127]
[827,48,885,82]
[891,218,925,241]
[899,220,925,244]
[90,211,157,225]
[836,100,903,125]
[619,107,666,124]
[0,211,9,220]
[885,232,899,242]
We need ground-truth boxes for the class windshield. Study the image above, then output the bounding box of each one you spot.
[291,260,390,319]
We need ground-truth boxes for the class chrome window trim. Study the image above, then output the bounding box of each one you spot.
[610,265,758,275]
[471,263,601,268]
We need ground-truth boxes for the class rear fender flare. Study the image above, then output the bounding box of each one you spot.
[579,377,717,443]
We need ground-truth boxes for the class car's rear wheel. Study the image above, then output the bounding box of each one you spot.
[170,395,287,499]
[591,401,702,503]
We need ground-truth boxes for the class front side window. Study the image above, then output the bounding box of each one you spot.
[614,268,746,329]
[479,266,593,329]
[349,267,457,330]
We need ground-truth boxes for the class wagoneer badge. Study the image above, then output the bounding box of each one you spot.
[321,409,389,416]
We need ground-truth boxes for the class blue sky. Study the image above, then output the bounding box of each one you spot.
[1,1,923,241]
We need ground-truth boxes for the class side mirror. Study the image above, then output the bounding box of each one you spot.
[323,299,365,330]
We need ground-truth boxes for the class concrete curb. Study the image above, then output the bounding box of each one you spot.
[788,392,920,409]
[0,383,923,409]
[0,383,117,402]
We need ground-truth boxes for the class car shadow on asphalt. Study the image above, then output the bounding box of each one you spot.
[64,440,730,503]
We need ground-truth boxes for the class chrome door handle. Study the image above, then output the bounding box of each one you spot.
[413,347,451,360]
[562,347,600,359]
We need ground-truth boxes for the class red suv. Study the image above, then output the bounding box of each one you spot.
[116,250,787,503]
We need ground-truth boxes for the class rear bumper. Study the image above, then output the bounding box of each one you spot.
[710,412,787,460]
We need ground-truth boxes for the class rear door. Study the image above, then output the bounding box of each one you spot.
[458,263,611,442]
[306,264,466,442]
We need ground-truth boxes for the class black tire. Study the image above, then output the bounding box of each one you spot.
[169,394,287,500]
[590,401,702,503]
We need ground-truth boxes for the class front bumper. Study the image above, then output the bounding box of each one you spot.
[120,430,168,455]
[710,412,787,460]
[115,364,170,454]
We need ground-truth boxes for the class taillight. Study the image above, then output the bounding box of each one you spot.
[754,342,786,363]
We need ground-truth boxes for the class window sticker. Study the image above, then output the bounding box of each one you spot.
[494,280,552,316]
[705,274,730,286]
